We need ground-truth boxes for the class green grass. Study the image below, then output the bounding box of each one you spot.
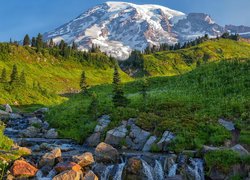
[0,43,132,106]
[143,39,250,76]
[47,60,250,151]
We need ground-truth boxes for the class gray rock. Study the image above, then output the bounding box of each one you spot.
[5,104,12,113]
[0,109,8,115]
[86,132,101,147]
[28,117,43,125]
[105,125,128,146]
[157,131,175,151]
[9,113,22,119]
[202,145,221,153]
[126,124,151,150]
[218,119,235,131]
[45,129,58,139]
[21,126,40,138]
[34,107,49,114]
[142,136,157,152]
[94,115,111,133]
[43,121,50,130]
[231,144,249,156]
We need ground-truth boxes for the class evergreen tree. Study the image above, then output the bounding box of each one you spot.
[31,37,36,47]
[36,33,43,52]
[23,34,31,46]
[49,38,54,48]
[80,70,89,94]
[0,68,7,83]
[72,41,78,50]
[20,70,26,85]
[88,92,99,119]
[10,65,18,84]
[112,65,129,107]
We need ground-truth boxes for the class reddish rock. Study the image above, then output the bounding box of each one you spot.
[10,160,38,177]
[73,152,94,167]
[83,170,98,180]
[54,162,81,173]
[53,170,83,180]
[39,148,62,167]
[95,142,119,163]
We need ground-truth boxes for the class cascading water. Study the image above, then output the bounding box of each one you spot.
[113,163,126,180]
[141,159,154,180]
[187,158,204,180]
[168,163,178,177]
[154,160,164,180]
[101,164,114,180]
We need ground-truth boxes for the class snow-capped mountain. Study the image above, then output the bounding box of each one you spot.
[43,1,249,60]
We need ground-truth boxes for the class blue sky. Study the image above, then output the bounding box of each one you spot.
[1,0,250,41]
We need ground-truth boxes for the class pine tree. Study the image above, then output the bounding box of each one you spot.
[0,68,7,83]
[36,33,43,52]
[88,92,99,119]
[49,38,54,48]
[10,65,18,84]
[20,70,26,85]
[23,34,31,46]
[80,70,89,94]
[112,65,129,107]
[31,37,36,47]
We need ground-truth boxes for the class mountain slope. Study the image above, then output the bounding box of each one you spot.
[44,1,231,60]
[141,39,250,76]
[0,43,131,105]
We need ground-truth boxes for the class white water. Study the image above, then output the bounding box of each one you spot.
[142,159,154,180]
[168,163,178,177]
[101,164,114,180]
[113,163,126,180]
[154,160,164,180]
[187,158,204,180]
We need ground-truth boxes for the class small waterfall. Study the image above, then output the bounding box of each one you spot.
[141,159,154,180]
[154,160,164,180]
[113,163,126,180]
[187,158,204,180]
[101,164,114,180]
[168,164,178,177]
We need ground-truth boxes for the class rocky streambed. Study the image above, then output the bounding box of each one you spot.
[0,106,249,180]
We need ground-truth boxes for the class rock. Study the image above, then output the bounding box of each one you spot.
[122,157,146,180]
[83,170,98,180]
[34,107,49,114]
[218,119,235,131]
[72,152,94,167]
[5,104,12,113]
[166,175,183,180]
[21,126,40,138]
[105,125,128,146]
[94,115,111,133]
[86,132,101,147]
[32,144,41,152]
[208,167,227,180]
[10,160,38,177]
[45,128,58,139]
[28,117,43,125]
[11,145,32,155]
[9,113,22,119]
[95,142,119,163]
[202,145,221,153]
[54,162,81,173]
[142,136,157,152]
[0,109,8,115]
[231,144,249,156]
[43,121,50,130]
[39,148,62,168]
[157,130,175,151]
[126,124,151,150]
[53,170,83,180]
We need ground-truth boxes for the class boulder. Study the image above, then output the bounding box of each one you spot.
[5,104,12,113]
[72,152,94,167]
[122,157,146,180]
[157,131,175,151]
[11,145,32,155]
[9,113,22,119]
[86,132,101,147]
[231,144,249,156]
[10,160,38,177]
[95,142,119,163]
[126,124,151,150]
[21,126,40,138]
[218,119,235,131]
[94,115,111,133]
[45,128,58,139]
[54,162,81,173]
[83,170,98,180]
[28,117,43,126]
[53,170,83,180]
[105,125,128,146]
[39,148,62,168]
[142,136,157,152]
[202,145,221,153]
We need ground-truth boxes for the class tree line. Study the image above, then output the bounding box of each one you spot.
[0,65,26,86]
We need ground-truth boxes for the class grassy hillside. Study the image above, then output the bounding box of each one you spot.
[143,39,250,76]
[0,43,132,105]
[47,60,250,151]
